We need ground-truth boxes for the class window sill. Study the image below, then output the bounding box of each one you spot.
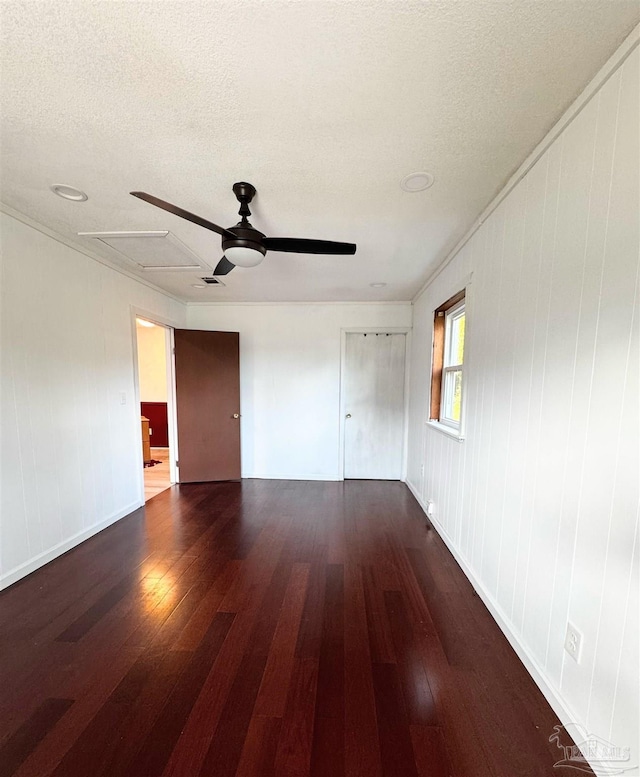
[426,420,465,442]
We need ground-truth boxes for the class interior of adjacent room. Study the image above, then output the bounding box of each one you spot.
[135,316,174,501]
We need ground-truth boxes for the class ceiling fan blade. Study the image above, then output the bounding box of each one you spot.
[213,256,236,275]
[130,192,236,239]
[263,237,356,255]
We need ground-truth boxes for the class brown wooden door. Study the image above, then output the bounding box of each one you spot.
[174,329,241,482]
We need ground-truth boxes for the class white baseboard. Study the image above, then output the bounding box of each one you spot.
[0,500,143,591]
[404,478,608,776]
[243,473,341,481]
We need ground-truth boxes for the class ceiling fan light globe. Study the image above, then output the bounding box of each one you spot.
[224,245,265,268]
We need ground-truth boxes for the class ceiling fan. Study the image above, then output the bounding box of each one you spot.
[130,182,356,275]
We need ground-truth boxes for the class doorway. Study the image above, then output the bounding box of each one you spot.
[135,316,175,501]
[342,331,407,480]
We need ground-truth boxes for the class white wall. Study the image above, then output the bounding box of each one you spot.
[0,216,408,586]
[406,42,639,774]
[0,213,186,588]
[187,303,412,480]
[136,322,168,402]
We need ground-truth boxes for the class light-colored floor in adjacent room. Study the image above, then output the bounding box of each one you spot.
[144,447,172,502]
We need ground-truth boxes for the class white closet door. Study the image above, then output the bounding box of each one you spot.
[343,332,405,479]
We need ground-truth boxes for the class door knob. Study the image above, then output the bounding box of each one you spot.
[345,413,352,419]
[232,413,240,419]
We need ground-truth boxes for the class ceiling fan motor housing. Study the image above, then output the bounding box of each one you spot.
[222,224,267,256]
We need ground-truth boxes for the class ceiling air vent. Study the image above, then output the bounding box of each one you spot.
[201,277,225,285]
[77,230,208,272]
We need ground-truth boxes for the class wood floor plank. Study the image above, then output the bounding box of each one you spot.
[170,560,241,651]
[0,699,73,777]
[409,725,452,777]
[371,662,419,777]
[235,715,282,777]
[362,564,396,664]
[93,649,192,777]
[343,561,383,777]
[383,590,438,727]
[253,563,310,717]
[0,480,591,777]
[161,518,292,777]
[311,716,345,777]
[273,657,320,777]
[198,559,295,777]
[125,612,235,777]
[314,564,345,721]
[11,646,144,777]
[55,571,148,643]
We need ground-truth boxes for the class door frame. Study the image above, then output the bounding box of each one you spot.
[130,306,180,505]
[338,326,411,481]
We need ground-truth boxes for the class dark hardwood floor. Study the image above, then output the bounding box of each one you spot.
[0,480,585,776]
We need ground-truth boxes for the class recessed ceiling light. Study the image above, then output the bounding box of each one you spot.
[370,282,387,288]
[136,318,155,327]
[50,184,88,201]
[191,284,207,288]
[400,172,434,193]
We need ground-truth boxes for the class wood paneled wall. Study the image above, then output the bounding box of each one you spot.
[0,214,186,588]
[407,44,639,769]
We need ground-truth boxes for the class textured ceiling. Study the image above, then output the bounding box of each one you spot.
[1,1,638,303]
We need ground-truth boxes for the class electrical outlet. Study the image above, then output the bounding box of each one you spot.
[564,622,583,663]
[120,392,126,405]
[426,500,435,517]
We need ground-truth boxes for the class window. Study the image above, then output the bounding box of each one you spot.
[430,290,465,430]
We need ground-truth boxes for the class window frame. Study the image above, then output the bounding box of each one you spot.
[429,290,466,431]
[439,300,465,428]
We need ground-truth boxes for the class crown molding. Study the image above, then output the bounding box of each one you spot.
[186,300,412,307]
[412,23,640,304]
[0,202,186,307]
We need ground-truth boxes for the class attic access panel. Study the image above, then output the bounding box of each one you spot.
[77,230,209,272]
